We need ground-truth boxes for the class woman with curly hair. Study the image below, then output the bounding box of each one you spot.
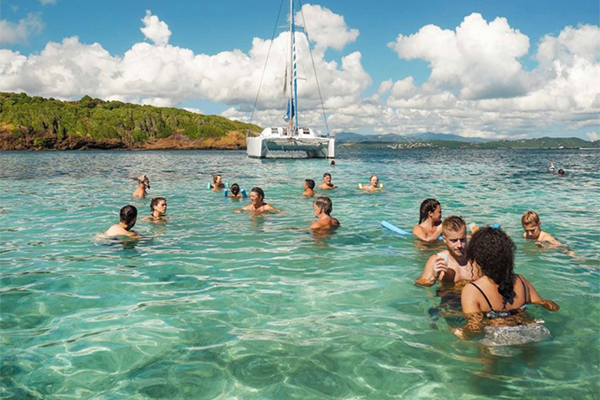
[452,227,559,345]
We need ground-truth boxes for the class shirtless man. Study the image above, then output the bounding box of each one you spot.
[310,196,340,230]
[359,174,383,192]
[317,173,337,190]
[241,187,280,213]
[415,216,479,287]
[303,179,316,197]
[413,198,443,242]
[132,175,150,198]
[521,211,561,247]
[104,205,140,239]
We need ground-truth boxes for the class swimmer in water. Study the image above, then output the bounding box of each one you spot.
[132,175,150,198]
[310,196,340,230]
[521,211,561,247]
[557,169,565,176]
[240,187,280,213]
[211,174,225,190]
[104,205,140,239]
[413,198,443,242]
[452,227,559,340]
[317,173,337,190]
[359,174,383,192]
[303,179,316,197]
[415,216,480,287]
[549,162,556,173]
[142,197,167,223]
[226,183,245,199]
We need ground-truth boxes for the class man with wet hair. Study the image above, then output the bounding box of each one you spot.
[317,173,337,190]
[310,196,340,230]
[104,205,140,238]
[415,216,479,287]
[303,179,316,197]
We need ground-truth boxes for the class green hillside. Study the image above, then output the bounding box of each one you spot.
[0,92,262,150]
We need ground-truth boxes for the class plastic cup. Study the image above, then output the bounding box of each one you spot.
[437,252,449,264]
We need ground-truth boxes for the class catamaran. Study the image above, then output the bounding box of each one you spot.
[246,0,335,159]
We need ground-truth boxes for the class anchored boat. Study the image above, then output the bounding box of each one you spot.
[246,0,335,159]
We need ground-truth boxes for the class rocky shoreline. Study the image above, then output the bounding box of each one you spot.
[0,131,249,151]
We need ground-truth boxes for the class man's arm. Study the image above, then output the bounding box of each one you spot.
[415,255,440,287]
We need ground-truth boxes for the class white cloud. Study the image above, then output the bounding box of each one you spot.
[0,13,44,44]
[389,13,530,100]
[587,131,599,142]
[183,107,204,115]
[39,0,57,5]
[140,10,171,47]
[295,4,359,53]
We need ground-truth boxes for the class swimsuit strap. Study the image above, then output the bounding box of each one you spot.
[470,282,494,311]
[517,275,529,303]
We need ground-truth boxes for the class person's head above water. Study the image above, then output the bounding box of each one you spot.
[250,187,265,203]
[120,205,138,229]
[305,179,315,190]
[369,174,379,186]
[330,160,335,166]
[441,216,467,258]
[419,198,441,223]
[230,183,240,195]
[137,175,150,188]
[213,174,223,184]
[466,227,516,306]
[521,210,542,239]
[558,169,565,176]
[150,197,167,214]
[314,196,333,215]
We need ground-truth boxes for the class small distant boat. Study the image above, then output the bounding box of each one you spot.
[246,0,335,159]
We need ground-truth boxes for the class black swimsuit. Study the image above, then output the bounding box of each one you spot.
[470,275,529,319]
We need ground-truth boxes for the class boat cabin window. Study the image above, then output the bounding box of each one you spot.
[302,129,311,135]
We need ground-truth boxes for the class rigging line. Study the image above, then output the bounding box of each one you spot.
[298,0,330,136]
[250,0,286,126]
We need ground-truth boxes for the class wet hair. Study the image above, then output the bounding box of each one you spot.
[441,216,465,234]
[323,173,332,179]
[305,179,315,189]
[521,211,540,226]
[314,196,333,215]
[120,205,138,225]
[418,198,440,223]
[251,187,265,200]
[213,174,222,183]
[557,169,565,176]
[370,174,379,182]
[466,227,517,307]
[150,197,166,212]
[330,160,335,166]
[230,183,240,196]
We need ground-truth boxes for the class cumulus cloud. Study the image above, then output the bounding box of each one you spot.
[39,0,57,5]
[0,7,369,130]
[384,14,600,138]
[140,10,171,46]
[295,4,359,53]
[587,131,599,142]
[389,13,530,100]
[0,13,44,44]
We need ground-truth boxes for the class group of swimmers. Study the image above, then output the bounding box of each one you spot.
[106,171,563,347]
[412,198,560,342]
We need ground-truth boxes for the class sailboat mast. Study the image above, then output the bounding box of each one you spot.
[288,0,298,135]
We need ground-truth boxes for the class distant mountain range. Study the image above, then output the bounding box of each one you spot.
[335,131,492,143]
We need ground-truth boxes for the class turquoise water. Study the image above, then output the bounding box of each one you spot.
[1,148,598,399]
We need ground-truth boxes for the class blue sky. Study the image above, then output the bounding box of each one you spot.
[1,0,599,140]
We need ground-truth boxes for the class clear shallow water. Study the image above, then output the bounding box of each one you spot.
[1,148,598,399]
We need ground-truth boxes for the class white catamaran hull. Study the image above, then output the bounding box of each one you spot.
[247,128,335,159]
